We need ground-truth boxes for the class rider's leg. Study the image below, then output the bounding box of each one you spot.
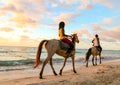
[96,46,100,52]
[62,38,74,54]
[66,43,74,54]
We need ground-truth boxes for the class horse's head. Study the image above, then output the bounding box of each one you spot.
[71,33,79,43]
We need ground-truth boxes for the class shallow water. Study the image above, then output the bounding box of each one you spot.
[0,46,120,72]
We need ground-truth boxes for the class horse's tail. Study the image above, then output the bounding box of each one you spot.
[85,48,92,62]
[34,40,47,68]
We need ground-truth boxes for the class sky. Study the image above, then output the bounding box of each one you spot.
[0,0,120,50]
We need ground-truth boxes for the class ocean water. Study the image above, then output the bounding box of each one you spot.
[0,46,120,72]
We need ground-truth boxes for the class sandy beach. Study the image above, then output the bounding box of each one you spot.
[0,60,120,85]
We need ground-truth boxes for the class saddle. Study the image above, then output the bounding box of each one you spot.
[95,46,101,53]
[59,41,70,50]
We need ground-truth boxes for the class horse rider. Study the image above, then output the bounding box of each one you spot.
[58,21,74,54]
[92,34,102,52]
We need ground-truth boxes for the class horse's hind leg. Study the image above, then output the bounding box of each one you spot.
[59,58,67,75]
[39,57,50,79]
[50,58,57,76]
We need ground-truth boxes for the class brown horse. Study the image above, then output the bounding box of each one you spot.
[85,47,102,67]
[34,34,79,79]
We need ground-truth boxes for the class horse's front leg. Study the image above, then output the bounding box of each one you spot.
[92,56,95,66]
[99,53,102,64]
[86,60,88,67]
[59,58,67,75]
[95,56,97,65]
[49,58,57,76]
[71,56,77,73]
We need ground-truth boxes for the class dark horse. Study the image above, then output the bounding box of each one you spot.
[34,34,79,79]
[85,47,102,67]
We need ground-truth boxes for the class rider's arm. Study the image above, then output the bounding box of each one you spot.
[65,34,71,38]
[92,38,94,43]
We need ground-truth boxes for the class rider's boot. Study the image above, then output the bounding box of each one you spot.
[66,43,74,54]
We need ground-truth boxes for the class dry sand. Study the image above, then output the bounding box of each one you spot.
[0,60,120,85]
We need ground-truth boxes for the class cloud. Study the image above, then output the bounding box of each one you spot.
[23,30,32,34]
[20,35,30,41]
[92,0,115,9]
[91,24,120,42]
[50,0,92,10]
[0,4,18,13]
[48,0,79,8]
[0,0,50,28]
[72,29,91,40]
[100,27,120,42]
[78,0,93,10]
[0,27,14,32]
[9,13,37,28]
[0,0,119,49]
[53,0,114,10]
[103,18,113,23]
[91,24,104,31]
[0,0,97,28]
[19,35,42,47]
[0,11,7,16]
[91,15,120,42]
[60,0,78,5]
[102,16,120,28]
[54,12,80,24]
[0,3,37,28]
[53,0,116,11]
[73,24,120,43]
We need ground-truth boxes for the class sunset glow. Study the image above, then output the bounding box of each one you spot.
[0,0,120,50]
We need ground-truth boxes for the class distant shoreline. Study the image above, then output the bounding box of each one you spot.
[0,45,120,50]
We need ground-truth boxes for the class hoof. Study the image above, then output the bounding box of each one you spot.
[39,76,43,79]
[59,72,62,75]
[53,71,58,76]
[74,70,77,73]
[54,73,58,76]
[59,70,62,75]
[86,64,88,67]
[39,74,43,79]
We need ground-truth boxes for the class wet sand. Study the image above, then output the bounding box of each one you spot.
[0,60,120,85]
